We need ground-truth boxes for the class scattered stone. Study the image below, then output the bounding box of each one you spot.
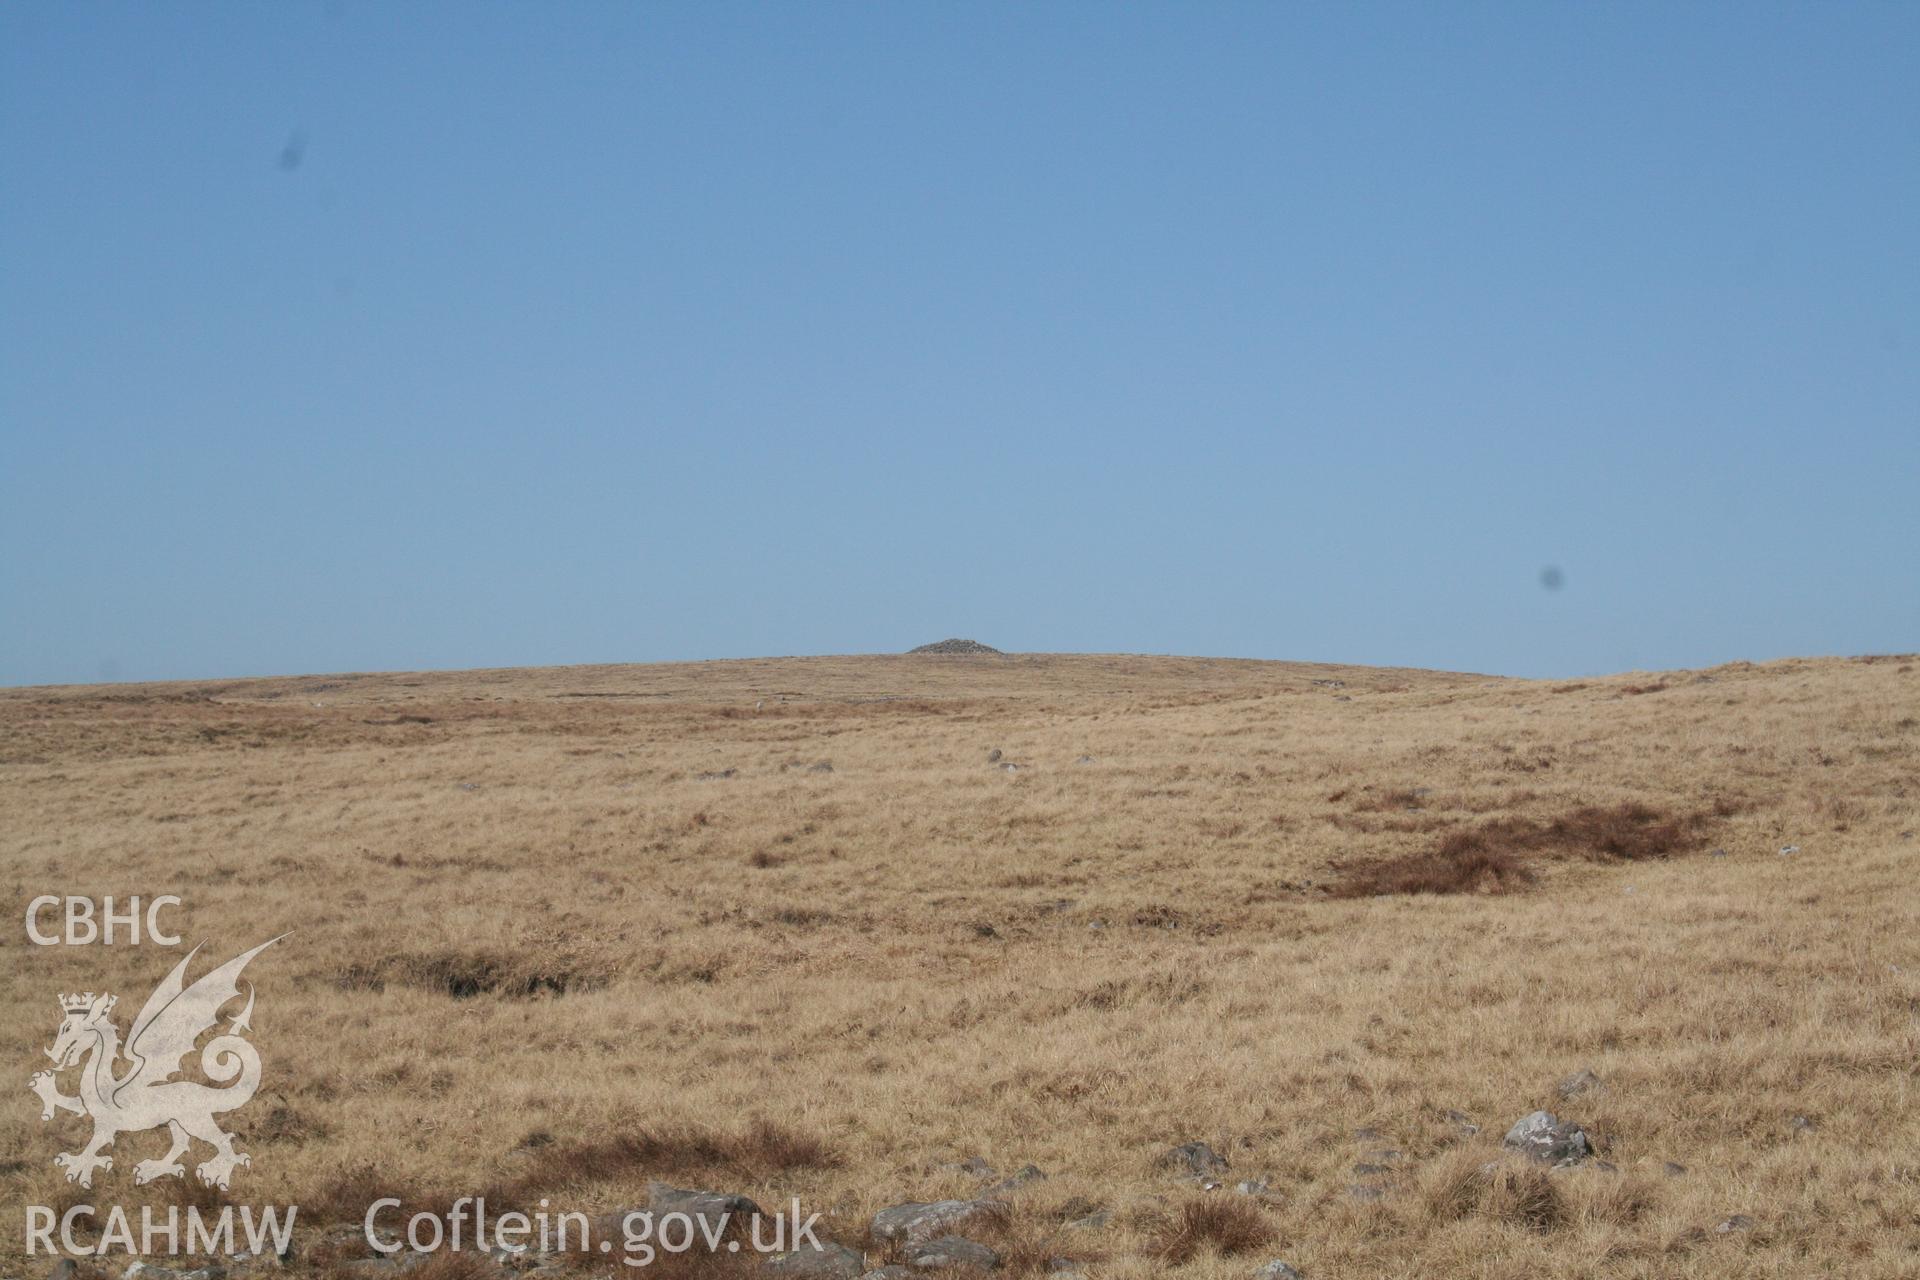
[1664,1162,1688,1177]
[1064,1210,1110,1231]
[943,1156,997,1179]
[1445,1110,1480,1136]
[909,639,1002,655]
[1254,1263,1304,1280]
[1558,1068,1605,1099]
[767,1242,866,1278]
[983,1164,1045,1195]
[1590,1160,1620,1174]
[1234,1178,1273,1196]
[1000,763,1019,773]
[1351,1162,1392,1177]
[860,1269,915,1280]
[1074,755,1096,765]
[1716,1214,1756,1234]
[1347,1184,1386,1202]
[1160,1141,1229,1176]
[1779,845,1800,856]
[905,1237,999,1271]
[987,749,1002,763]
[1710,848,1728,858]
[871,1201,1002,1247]
[1788,1114,1819,1134]
[1502,1111,1593,1166]
[647,1182,762,1232]
[694,768,737,782]
[1351,1126,1385,1142]
[1311,679,1345,689]
[807,761,834,774]
[50,1263,78,1280]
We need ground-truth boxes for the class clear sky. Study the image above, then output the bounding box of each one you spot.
[3,3,1915,686]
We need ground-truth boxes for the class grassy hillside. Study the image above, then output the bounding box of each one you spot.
[3,653,1916,1278]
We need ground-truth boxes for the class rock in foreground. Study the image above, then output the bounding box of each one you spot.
[767,1242,866,1278]
[905,1236,1000,1271]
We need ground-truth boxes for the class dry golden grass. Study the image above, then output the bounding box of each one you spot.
[2,651,1918,1278]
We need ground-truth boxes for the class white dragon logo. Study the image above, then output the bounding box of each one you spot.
[28,937,283,1190]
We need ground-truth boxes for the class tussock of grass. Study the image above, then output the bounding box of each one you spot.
[952,1205,1096,1278]
[1144,1197,1276,1263]
[1417,1151,1564,1232]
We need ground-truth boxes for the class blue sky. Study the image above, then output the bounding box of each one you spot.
[3,3,1915,685]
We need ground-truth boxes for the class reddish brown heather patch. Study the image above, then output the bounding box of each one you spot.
[396,1255,505,1280]
[517,1120,840,1188]
[1349,786,1428,812]
[1333,843,1538,897]
[300,1162,456,1228]
[1333,801,1734,897]
[299,1121,838,1227]
[557,1246,765,1280]
[331,946,614,999]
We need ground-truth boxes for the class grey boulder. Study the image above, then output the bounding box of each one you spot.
[983,1164,1045,1196]
[766,1242,865,1278]
[1502,1111,1594,1166]
[905,1237,999,1272]
[870,1200,1002,1247]
[647,1181,763,1232]
[1557,1068,1605,1099]
[1160,1141,1228,1176]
